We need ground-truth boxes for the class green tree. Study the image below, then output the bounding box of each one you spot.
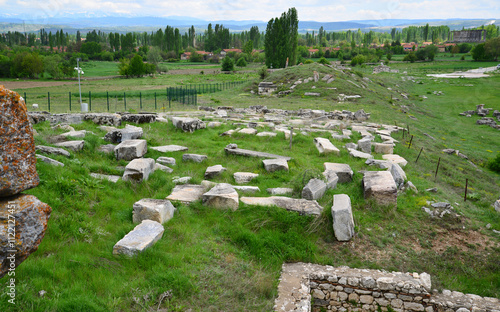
[471,43,488,61]
[403,51,417,63]
[189,51,204,62]
[118,58,130,77]
[243,40,253,55]
[147,47,163,71]
[221,56,234,71]
[44,55,63,79]
[485,37,500,61]
[236,57,247,67]
[128,54,146,77]
[0,55,12,77]
[264,7,299,68]
[80,42,102,59]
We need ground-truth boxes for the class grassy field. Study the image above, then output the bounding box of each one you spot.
[1,59,499,311]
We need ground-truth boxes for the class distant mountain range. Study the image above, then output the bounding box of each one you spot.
[0,14,497,34]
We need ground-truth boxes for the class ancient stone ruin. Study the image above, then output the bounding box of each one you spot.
[274,262,500,312]
[0,85,52,278]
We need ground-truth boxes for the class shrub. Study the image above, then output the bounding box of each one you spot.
[304,59,314,64]
[351,54,366,66]
[258,66,268,79]
[403,51,417,63]
[487,154,500,173]
[317,57,329,65]
[236,57,247,67]
[221,56,234,71]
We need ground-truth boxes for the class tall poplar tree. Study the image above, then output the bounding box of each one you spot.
[264,7,298,68]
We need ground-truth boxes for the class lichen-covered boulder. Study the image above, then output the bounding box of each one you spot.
[0,194,52,278]
[0,86,39,197]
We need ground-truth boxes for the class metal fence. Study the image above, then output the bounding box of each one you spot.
[23,80,247,113]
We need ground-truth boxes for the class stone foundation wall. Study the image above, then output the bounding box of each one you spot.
[274,263,500,312]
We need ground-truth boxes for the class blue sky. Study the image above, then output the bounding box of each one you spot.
[2,0,499,22]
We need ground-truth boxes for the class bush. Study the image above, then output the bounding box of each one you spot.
[403,51,417,63]
[487,154,500,173]
[221,56,234,71]
[350,55,366,66]
[317,57,329,65]
[236,57,247,67]
[304,59,314,64]
[258,66,268,79]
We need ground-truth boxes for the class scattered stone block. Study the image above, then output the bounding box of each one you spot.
[239,128,258,135]
[0,194,51,278]
[202,183,239,211]
[267,188,293,196]
[154,163,173,173]
[90,173,120,183]
[256,132,277,137]
[183,154,208,163]
[357,138,372,154]
[36,155,64,167]
[314,137,340,155]
[240,196,323,216]
[305,92,320,96]
[324,163,353,183]
[204,165,226,179]
[234,172,259,184]
[52,124,75,132]
[121,114,156,124]
[348,148,374,160]
[302,178,327,200]
[55,140,84,152]
[494,200,500,213]
[150,145,188,153]
[171,117,206,132]
[374,143,394,154]
[84,113,122,126]
[114,140,147,161]
[156,157,176,166]
[104,125,143,144]
[0,86,39,196]
[390,163,406,189]
[132,199,175,224]
[98,144,116,154]
[331,194,355,241]
[232,185,260,193]
[172,176,191,184]
[225,146,291,160]
[166,184,206,204]
[60,130,87,138]
[365,159,392,169]
[35,145,70,158]
[323,170,339,190]
[363,171,398,206]
[382,154,408,167]
[263,159,289,172]
[113,220,164,256]
[122,158,155,182]
[207,121,222,128]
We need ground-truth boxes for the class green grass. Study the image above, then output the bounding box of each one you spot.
[1,61,499,311]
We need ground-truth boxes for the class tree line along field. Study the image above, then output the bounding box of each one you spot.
[0,59,499,311]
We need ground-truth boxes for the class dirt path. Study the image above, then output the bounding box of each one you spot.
[427,66,498,78]
[1,80,79,90]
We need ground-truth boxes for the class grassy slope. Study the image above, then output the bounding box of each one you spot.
[1,62,499,311]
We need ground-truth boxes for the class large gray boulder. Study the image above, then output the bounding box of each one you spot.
[0,194,51,278]
[114,140,147,161]
[202,183,239,211]
[331,194,355,241]
[323,163,353,183]
[171,117,206,132]
[263,159,289,172]
[122,158,155,182]
[302,178,327,200]
[132,199,175,224]
[0,86,39,197]
[113,220,164,256]
[363,171,398,206]
[104,124,143,144]
[183,154,208,163]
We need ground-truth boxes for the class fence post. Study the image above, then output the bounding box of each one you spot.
[89,91,92,111]
[124,92,126,110]
[48,92,50,112]
[24,92,27,105]
[107,91,109,112]
[69,92,72,111]
[168,88,171,108]
[154,92,157,110]
[140,92,142,110]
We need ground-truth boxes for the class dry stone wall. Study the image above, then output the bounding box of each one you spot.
[274,263,500,312]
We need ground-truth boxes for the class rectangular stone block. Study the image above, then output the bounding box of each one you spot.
[114,139,147,161]
[363,171,398,206]
[332,194,355,241]
[132,199,175,224]
[113,220,164,256]
[324,163,353,183]
[122,158,155,182]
